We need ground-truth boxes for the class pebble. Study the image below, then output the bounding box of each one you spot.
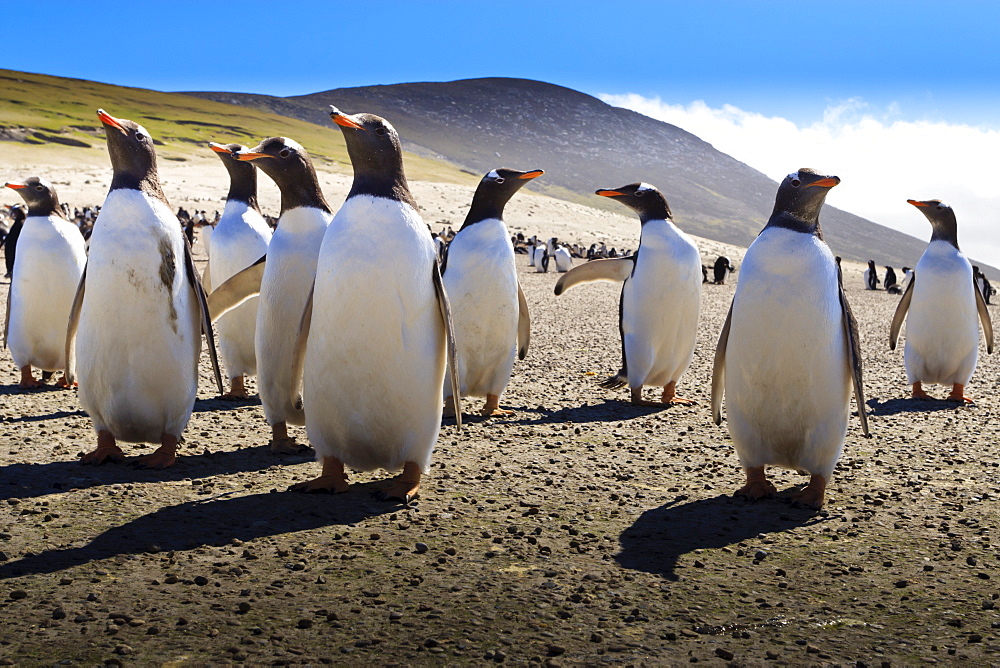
[415,543,429,554]
[9,590,27,600]
[715,648,735,660]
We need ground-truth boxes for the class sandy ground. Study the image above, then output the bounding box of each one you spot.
[0,163,998,666]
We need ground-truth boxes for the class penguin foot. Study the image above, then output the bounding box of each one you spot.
[481,395,514,417]
[662,382,696,406]
[80,445,126,466]
[55,374,77,389]
[786,474,827,509]
[290,456,349,493]
[911,383,934,400]
[221,376,249,401]
[735,467,777,500]
[132,435,179,469]
[18,366,42,389]
[630,387,665,407]
[269,437,310,455]
[373,462,421,503]
[946,384,974,404]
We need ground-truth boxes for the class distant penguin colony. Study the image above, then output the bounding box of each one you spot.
[4,98,1000,513]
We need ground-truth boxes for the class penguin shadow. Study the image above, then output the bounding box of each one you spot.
[3,408,87,423]
[192,395,263,413]
[0,446,315,502]
[0,489,393,579]
[866,396,972,416]
[0,382,77,398]
[616,494,826,581]
[503,399,677,427]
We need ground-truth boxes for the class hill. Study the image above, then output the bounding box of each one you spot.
[189,77,938,269]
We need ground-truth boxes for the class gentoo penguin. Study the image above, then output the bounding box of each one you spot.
[973,266,993,305]
[863,260,880,290]
[713,256,735,284]
[890,200,993,402]
[555,183,701,406]
[711,169,869,508]
[883,265,898,293]
[285,106,460,503]
[209,137,333,452]
[900,266,913,292]
[553,244,573,272]
[66,109,222,468]
[534,242,549,272]
[204,142,272,399]
[442,168,539,417]
[3,177,86,387]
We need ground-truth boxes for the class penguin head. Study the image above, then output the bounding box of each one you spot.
[596,183,671,223]
[767,168,839,235]
[4,176,62,217]
[209,142,258,203]
[462,168,543,227]
[329,106,416,206]
[907,199,959,249]
[868,260,876,269]
[98,109,160,191]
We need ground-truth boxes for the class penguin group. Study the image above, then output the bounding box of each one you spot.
[2,102,996,510]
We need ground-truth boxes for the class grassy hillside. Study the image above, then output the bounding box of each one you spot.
[0,69,475,185]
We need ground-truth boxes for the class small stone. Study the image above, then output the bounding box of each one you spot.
[59,577,73,585]
[238,602,252,614]
[547,644,566,656]
[894,579,909,588]
[966,556,978,566]
[52,608,67,620]
[806,644,820,654]
[590,632,603,643]
[754,550,768,561]
[114,645,133,656]
[424,638,440,648]
[193,576,209,586]
[296,619,313,629]
[415,542,429,554]
[716,648,735,661]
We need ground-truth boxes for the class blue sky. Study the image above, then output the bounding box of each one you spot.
[8,1,1000,265]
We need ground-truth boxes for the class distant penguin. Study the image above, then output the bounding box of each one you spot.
[4,177,86,388]
[205,142,272,400]
[442,168,538,417]
[528,243,539,268]
[900,266,913,292]
[973,266,993,305]
[864,260,880,290]
[712,169,869,509]
[209,137,333,453]
[702,264,710,283]
[553,244,573,272]
[67,109,223,469]
[555,182,701,406]
[713,256,735,284]
[286,106,461,503]
[534,243,549,272]
[883,265,898,293]
[890,200,993,402]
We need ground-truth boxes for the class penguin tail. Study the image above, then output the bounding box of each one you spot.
[599,371,628,390]
[287,400,305,426]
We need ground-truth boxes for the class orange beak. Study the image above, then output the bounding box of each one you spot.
[518,170,544,180]
[329,106,365,130]
[236,151,270,162]
[4,182,27,190]
[97,108,126,133]
[596,189,622,198]
[209,142,233,154]
[907,199,930,208]
[808,177,840,188]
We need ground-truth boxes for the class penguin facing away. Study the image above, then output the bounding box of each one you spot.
[209,137,333,453]
[286,105,461,503]
[555,182,702,406]
[205,142,272,400]
[442,168,539,417]
[66,109,223,469]
[864,260,880,290]
[4,177,86,388]
[712,169,869,509]
[889,199,993,402]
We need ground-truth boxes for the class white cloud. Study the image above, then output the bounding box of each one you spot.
[600,93,1000,271]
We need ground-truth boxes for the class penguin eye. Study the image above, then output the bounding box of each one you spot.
[936,205,943,210]
[791,179,801,187]
[279,149,291,158]
[494,177,505,184]
[634,190,644,197]
[134,131,145,142]
[375,127,387,136]
[34,185,44,192]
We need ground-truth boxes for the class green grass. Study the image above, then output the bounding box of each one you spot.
[0,69,477,185]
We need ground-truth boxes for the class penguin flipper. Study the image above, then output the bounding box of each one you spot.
[889,275,914,350]
[974,279,994,354]
[838,279,870,437]
[202,261,212,295]
[207,254,266,322]
[432,259,462,430]
[3,284,10,349]
[289,284,313,420]
[517,281,530,360]
[553,258,634,296]
[64,263,88,386]
[184,239,225,395]
[711,300,734,426]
